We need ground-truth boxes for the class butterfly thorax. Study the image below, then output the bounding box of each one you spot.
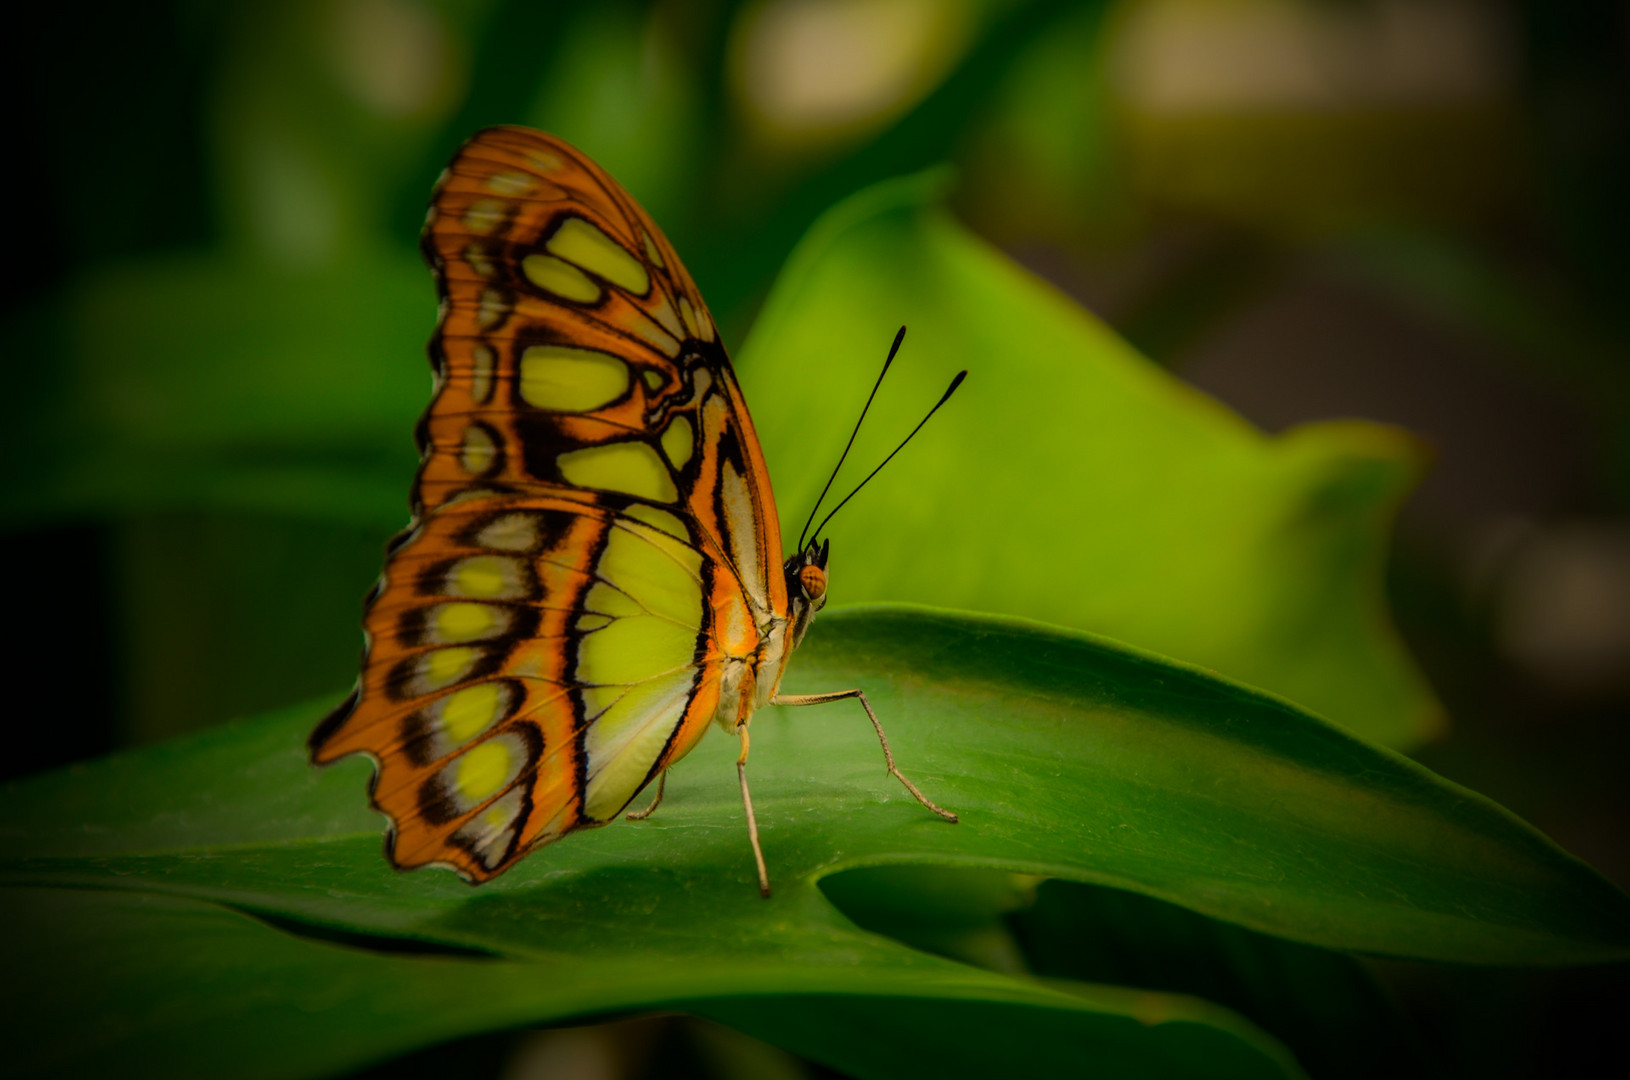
[707,538,826,736]
[709,541,828,735]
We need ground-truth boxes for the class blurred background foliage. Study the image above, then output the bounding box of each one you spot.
[3,0,1628,1076]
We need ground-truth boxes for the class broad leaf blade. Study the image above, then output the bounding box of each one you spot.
[3,608,1623,960]
[738,171,1439,749]
[696,991,1301,1080]
[1007,878,1429,1080]
[3,608,1625,1077]
[5,887,1298,1080]
[818,866,1428,1080]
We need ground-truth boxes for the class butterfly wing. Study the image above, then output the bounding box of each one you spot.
[310,127,788,882]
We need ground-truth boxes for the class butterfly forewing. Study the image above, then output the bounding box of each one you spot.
[311,127,786,882]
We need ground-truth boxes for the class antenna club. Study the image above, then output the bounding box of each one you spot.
[881,325,907,373]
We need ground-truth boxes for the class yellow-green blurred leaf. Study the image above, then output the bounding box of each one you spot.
[740,170,1440,748]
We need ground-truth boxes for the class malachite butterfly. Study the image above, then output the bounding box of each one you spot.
[311,126,957,895]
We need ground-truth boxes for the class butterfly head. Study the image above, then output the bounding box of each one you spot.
[784,538,830,648]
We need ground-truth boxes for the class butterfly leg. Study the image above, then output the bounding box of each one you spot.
[625,770,667,821]
[770,691,959,823]
[737,725,772,898]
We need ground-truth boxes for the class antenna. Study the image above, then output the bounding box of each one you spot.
[809,369,966,545]
[796,326,907,552]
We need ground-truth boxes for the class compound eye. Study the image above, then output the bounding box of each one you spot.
[798,564,827,601]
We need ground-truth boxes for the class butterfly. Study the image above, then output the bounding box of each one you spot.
[309,126,958,896]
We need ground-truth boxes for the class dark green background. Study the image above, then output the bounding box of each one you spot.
[4,1,1628,1077]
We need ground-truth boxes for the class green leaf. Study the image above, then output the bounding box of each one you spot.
[738,170,1440,748]
[4,608,1624,1077]
[818,864,1431,1080]
[1,253,426,527]
[2,888,1295,1080]
[1006,878,1430,1080]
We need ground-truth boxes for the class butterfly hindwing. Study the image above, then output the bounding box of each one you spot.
[311,127,785,882]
